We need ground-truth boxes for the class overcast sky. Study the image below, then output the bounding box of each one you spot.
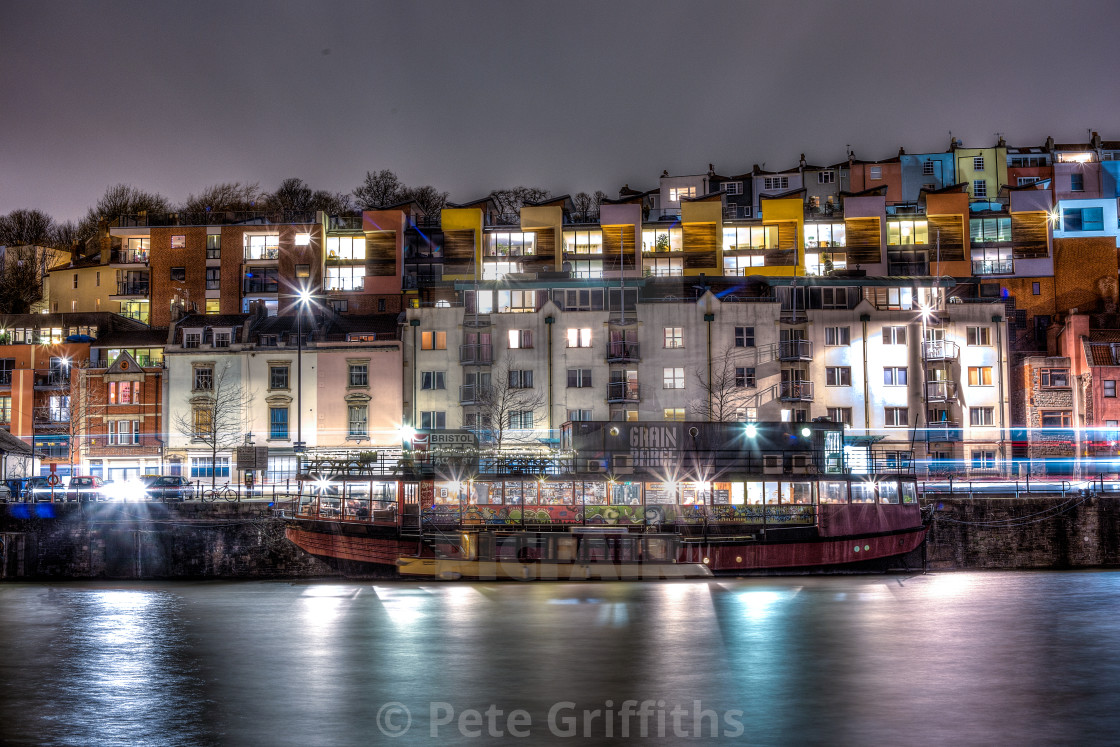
[3,0,1120,222]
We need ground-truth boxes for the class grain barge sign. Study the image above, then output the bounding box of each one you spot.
[406,430,478,451]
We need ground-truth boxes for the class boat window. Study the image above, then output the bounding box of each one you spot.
[680,482,709,505]
[610,482,641,505]
[539,481,572,505]
[900,482,918,504]
[819,481,849,504]
[645,482,677,505]
[745,482,765,504]
[783,482,814,504]
[434,481,464,504]
[579,481,607,504]
[713,482,733,505]
[851,482,877,503]
[764,483,780,505]
[879,481,900,504]
[730,483,745,505]
[471,481,498,504]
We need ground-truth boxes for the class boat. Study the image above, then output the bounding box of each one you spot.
[283,420,928,579]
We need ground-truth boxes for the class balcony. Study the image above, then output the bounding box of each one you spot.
[921,341,959,361]
[459,344,493,365]
[925,422,963,442]
[972,259,1014,275]
[33,407,70,425]
[0,371,10,387]
[779,381,814,401]
[34,372,69,388]
[925,380,958,402]
[607,382,640,403]
[778,340,813,361]
[459,384,491,405]
[779,308,808,323]
[243,279,279,294]
[888,262,929,275]
[463,314,492,328]
[328,216,363,230]
[114,280,150,297]
[110,249,149,265]
[606,341,640,363]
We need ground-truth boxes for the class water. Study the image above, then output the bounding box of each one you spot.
[2,572,1119,745]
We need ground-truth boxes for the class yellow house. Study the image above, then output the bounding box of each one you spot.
[46,256,116,316]
[954,142,1008,202]
[440,201,486,281]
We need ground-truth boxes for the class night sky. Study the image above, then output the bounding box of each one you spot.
[4,0,1120,222]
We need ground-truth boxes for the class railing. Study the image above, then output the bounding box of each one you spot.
[402,273,445,290]
[778,381,814,401]
[110,250,149,264]
[243,248,280,261]
[887,262,929,275]
[778,340,813,361]
[925,380,958,401]
[459,384,491,405]
[921,341,959,361]
[116,210,316,227]
[463,314,492,328]
[723,206,752,220]
[925,422,963,442]
[646,208,681,221]
[606,341,640,363]
[34,372,68,387]
[460,344,493,365]
[972,259,1014,275]
[328,215,363,230]
[324,280,365,292]
[0,371,10,386]
[779,308,808,323]
[33,407,70,424]
[607,382,640,402]
[114,281,150,296]
[243,279,279,293]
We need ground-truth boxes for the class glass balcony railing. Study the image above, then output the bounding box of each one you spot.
[778,381,814,401]
[607,382,640,403]
[972,259,1014,275]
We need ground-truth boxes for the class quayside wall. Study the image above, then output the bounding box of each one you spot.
[1,496,1118,579]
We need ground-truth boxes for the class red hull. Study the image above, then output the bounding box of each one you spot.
[678,527,928,572]
[286,526,421,568]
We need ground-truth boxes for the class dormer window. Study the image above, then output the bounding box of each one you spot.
[213,331,232,348]
[183,331,202,349]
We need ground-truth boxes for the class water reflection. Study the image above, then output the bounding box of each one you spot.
[0,573,1118,745]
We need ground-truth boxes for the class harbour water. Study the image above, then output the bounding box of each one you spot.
[2,572,1118,745]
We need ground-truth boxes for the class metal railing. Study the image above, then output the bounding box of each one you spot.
[925,422,963,442]
[116,210,316,227]
[606,382,640,402]
[328,215,363,230]
[925,380,958,401]
[115,281,150,296]
[606,341,640,362]
[459,344,493,365]
[243,279,279,293]
[922,341,960,361]
[778,340,813,361]
[110,250,149,264]
[778,381,814,401]
[459,384,491,405]
[972,259,1015,275]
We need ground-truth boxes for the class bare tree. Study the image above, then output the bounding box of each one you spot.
[0,244,63,314]
[403,185,448,222]
[571,192,592,221]
[65,361,106,475]
[266,178,314,215]
[691,346,756,422]
[465,354,545,452]
[181,182,264,218]
[77,184,172,241]
[0,209,55,247]
[310,189,356,215]
[490,187,551,223]
[353,169,406,209]
[172,362,252,491]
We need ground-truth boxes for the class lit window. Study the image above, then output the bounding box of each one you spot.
[664,327,683,348]
[171,235,186,248]
[326,236,365,260]
[663,367,685,389]
[968,366,994,386]
[420,331,446,350]
[566,328,591,348]
[562,230,603,255]
[485,232,536,257]
[668,187,695,202]
[295,233,311,246]
[508,329,533,349]
[244,234,280,260]
[663,408,686,422]
[325,266,365,291]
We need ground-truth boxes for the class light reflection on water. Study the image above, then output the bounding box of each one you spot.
[1,572,1118,745]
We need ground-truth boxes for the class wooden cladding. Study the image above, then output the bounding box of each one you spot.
[845,217,882,265]
[443,229,476,263]
[524,228,555,273]
[1012,213,1050,259]
[366,231,396,276]
[602,225,637,271]
[926,215,965,261]
[682,224,718,270]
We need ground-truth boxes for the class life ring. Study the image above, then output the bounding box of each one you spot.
[47,474,62,487]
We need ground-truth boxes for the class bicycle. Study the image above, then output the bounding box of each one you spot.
[200,484,238,502]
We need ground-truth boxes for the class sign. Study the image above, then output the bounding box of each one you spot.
[236,446,269,471]
[406,430,478,451]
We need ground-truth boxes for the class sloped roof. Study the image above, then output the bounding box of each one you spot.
[1084,341,1119,366]
[0,428,32,455]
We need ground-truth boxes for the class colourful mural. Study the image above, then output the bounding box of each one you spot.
[421,504,815,526]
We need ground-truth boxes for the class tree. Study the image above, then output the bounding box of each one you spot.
[180,182,264,218]
[691,346,757,422]
[172,362,252,491]
[50,220,80,251]
[353,169,406,210]
[0,209,55,247]
[402,185,448,222]
[65,361,106,476]
[466,353,545,453]
[0,244,63,314]
[489,186,551,223]
[309,189,356,216]
[76,184,171,243]
[266,178,314,215]
[570,191,607,223]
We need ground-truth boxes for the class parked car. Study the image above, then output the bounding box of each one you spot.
[142,475,194,501]
[0,483,11,502]
[29,476,63,502]
[66,476,107,502]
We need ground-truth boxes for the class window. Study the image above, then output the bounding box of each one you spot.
[205,268,220,290]
[763,176,789,190]
[566,369,592,388]
[1018,177,1041,186]
[567,409,593,422]
[734,367,756,388]
[566,328,591,348]
[191,457,230,479]
[826,367,851,386]
[971,450,996,470]
[1062,207,1104,232]
[969,217,1012,243]
[378,299,386,312]
[1105,380,1116,398]
[72,274,78,289]
[508,329,534,349]
[183,332,201,348]
[325,266,365,291]
[973,180,987,199]
[0,395,9,422]
[326,236,365,260]
[923,161,935,175]
[968,366,994,386]
[295,264,310,279]
[348,405,368,437]
[734,326,755,347]
[509,370,534,388]
[205,299,220,314]
[108,381,134,404]
[828,407,852,425]
[213,331,231,348]
[668,186,696,202]
[724,181,742,195]
[869,167,882,181]
[884,326,907,345]
[885,407,909,427]
[496,290,536,313]
[508,410,535,429]
[1070,173,1084,192]
[1041,410,1072,428]
[663,408,686,422]
[824,326,850,346]
[170,267,186,282]
[269,407,289,440]
[420,411,446,429]
[295,232,311,246]
[722,225,778,252]
[485,232,536,257]
[886,220,929,245]
[970,407,995,426]
[420,331,447,350]
[1032,282,1041,295]
[664,327,683,348]
[819,287,849,308]
[349,364,369,387]
[967,327,991,346]
[171,235,186,248]
[663,367,685,389]
[646,256,683,277]
[973,155,985,170]
[96,271,100,287]
[1040,368,1069,388]
[562,230,604,255]
[270,366,289,390]
[206,234,221,259]
[193,409,213,438]
[421,371,446,390]
[884,367,907,386]
[194,367,213,391]
[817,170,835,184]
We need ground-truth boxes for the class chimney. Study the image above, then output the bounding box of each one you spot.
[898,147,906,156]
[1045,135,1055,151]
[799,153,806,169]
[1091,131,1102,149]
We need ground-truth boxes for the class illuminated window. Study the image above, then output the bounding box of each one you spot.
[193,409,213,438]
[485,232,536,257]
[968,366,993,386]
[420,331,446,350]
[325,266,365,291]
[295,233,311,246]
[803,223,846,249]
[646,257,683,277]
[243,234,279,260]
[566,328,591,348]
[664,327,683,348]
[663,367,685,389]
[663,408,686,421]
[326,236,365,260]
[886,220,929,245]
[668,187,695,202]
[206,234,221,259]
[642,228,682,253]
[562,230,603,255]
[508,329,533,349]
[482,261,521,280]
[723,255,765,275]
[171,235,186,248]
[722,225,777,251]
